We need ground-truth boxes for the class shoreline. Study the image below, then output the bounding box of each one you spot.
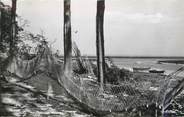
[158,60,184,64]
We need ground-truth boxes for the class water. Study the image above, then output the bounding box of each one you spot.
[112,57,184,76]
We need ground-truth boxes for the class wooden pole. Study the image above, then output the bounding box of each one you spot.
[96,0,105,89]
[10,0,17,56]
[0,7,1,43]
[63,0,72,76]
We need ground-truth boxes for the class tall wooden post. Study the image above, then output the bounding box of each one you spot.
[0,7,1,43]
[0,4,10,116]
[10,0,17,56]
[96,0,106,89]
[64,0,72,76]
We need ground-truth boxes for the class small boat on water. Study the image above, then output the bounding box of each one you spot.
[149,69,165,73]
[133,67,151,72]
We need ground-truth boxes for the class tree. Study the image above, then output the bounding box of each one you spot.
[9,0,17,56]
[0,3,2,48]
[0,3,12,53]
[63,0,72,76]
[0,1,21,54]
[0,0,23,73]
[96,0,106,86]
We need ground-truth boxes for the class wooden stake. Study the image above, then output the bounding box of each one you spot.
[10,0,17,56]
[0,8,1,43]
[96,0,106,90]
[155,103,158,117]
[63,0,72,76]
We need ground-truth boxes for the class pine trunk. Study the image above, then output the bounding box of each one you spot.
[96,0,106,86]
[10,0,17,56]
[0,9,1,43]
[63,0,72,76]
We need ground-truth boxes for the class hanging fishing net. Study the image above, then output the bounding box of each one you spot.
[6,46,184,114]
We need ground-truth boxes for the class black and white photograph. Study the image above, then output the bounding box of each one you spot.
[0,0,184,116]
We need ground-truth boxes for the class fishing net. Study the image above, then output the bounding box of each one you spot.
[48,48,184,113]
[6,46,184,114]
[6,55,42,78]
[6,47,48,79]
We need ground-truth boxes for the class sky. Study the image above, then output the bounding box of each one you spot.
[2,0,184,56]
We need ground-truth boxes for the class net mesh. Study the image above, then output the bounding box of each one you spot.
[6,47,184,113]
[6,54,42,78]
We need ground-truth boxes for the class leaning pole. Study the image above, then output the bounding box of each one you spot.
[96,0,106,90]
[63,0,72,76]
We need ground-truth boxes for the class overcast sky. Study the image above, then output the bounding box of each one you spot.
[2,0,184,56]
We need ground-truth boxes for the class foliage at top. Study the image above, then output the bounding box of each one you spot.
[0,2,22,54]
[0,1,50,60]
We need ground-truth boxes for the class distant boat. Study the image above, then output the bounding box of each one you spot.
[133,67,151,72]
[149,69,165,73]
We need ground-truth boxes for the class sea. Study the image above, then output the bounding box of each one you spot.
[112,57,184,76]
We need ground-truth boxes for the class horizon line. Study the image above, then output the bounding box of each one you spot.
[58,55,184,58]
